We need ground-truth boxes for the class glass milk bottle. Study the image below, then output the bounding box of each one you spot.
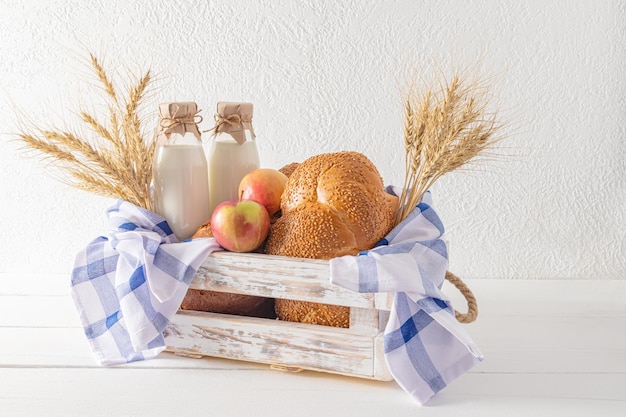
[152,102,210,241]
[206,102,260,216]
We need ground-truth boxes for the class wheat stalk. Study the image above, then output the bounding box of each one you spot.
[89,52,118,103]
[395,69,504,225]
[15,54,155,210]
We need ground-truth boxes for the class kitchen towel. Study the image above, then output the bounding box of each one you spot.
[70,199,220,365]
[330,189,483,404]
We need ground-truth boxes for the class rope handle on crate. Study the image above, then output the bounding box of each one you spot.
[445,271,478,324]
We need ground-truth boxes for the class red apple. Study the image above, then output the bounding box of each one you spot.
[238,168,288,216]
[210,200,270,252]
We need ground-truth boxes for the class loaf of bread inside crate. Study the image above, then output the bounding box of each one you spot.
[266,151,399,327]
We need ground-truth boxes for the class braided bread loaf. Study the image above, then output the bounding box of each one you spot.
[266,151,398,327]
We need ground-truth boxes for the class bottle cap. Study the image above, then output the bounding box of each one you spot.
[212,102,256,145]
[157,102,202,142]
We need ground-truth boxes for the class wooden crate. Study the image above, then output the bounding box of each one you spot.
[164,251,394,380]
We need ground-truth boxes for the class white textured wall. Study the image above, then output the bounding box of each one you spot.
[1,0,624,280]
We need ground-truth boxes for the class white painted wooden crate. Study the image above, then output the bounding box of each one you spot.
[164,251,394,380]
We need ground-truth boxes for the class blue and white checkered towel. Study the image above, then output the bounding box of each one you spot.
[70,200,220,365]
[330,188,483,405]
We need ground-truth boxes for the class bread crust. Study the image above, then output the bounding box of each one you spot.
[267,151,398,260]
[191,219,213,238]
[278,162,300,178]
[267,151,399,327]
[181,289,276,318]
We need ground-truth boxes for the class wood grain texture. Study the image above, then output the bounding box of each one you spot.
[191,251,394,309]
[165,310,393,381]
[167,252,393,380]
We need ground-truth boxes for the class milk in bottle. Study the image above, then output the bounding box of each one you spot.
[206,102,260,216]
[152,102,210,240]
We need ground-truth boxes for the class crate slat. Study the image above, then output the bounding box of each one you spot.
[165,310,393,381]
[193,251,393,310]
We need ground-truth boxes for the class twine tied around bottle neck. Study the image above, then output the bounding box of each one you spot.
[159,112,203,135]
[206,102,256,145]
[157,102,203,142]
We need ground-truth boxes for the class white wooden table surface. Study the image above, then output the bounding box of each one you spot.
[2,273,625,417]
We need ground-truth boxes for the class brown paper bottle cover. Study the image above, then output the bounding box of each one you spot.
[157,102,202,143]
[212,102,256,145]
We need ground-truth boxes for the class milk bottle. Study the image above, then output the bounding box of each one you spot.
[206,102,260,216]
[152,102,210,240]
